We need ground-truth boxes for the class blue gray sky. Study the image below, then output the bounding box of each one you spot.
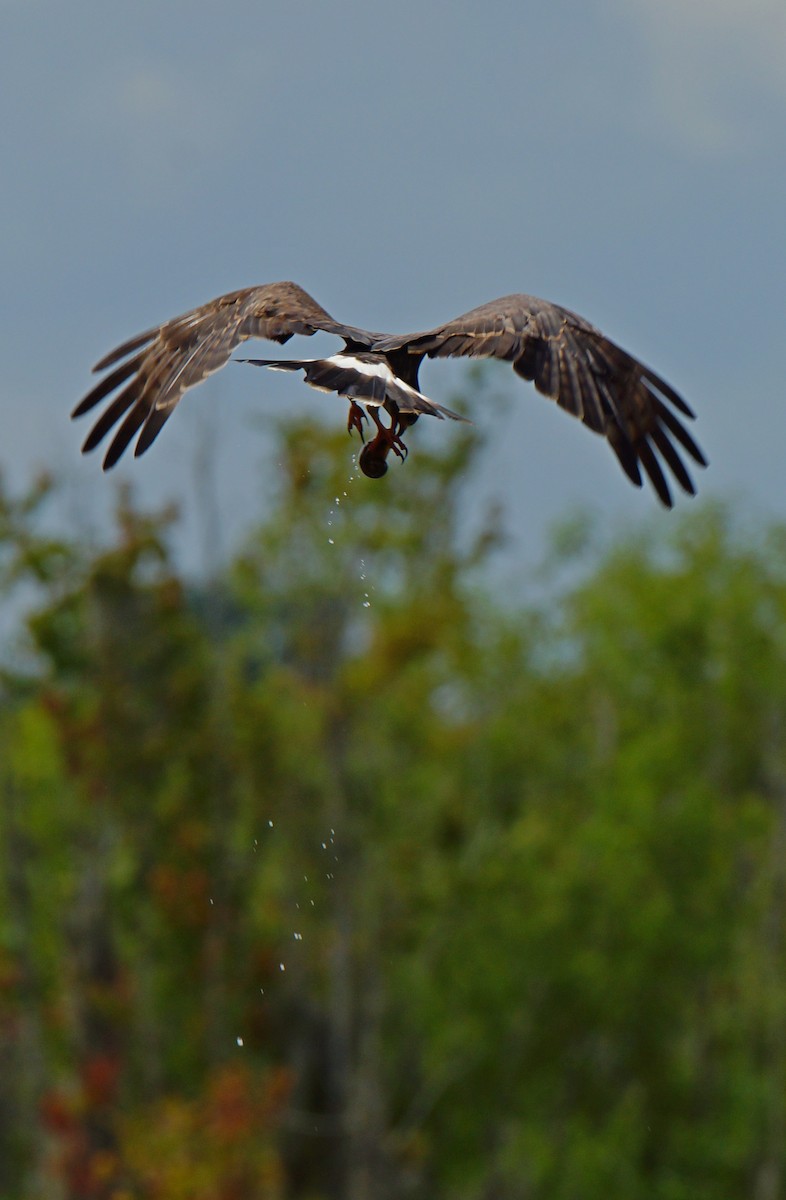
[3,0,785,571]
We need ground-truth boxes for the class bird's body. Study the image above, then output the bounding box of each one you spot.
[73,281,707,505]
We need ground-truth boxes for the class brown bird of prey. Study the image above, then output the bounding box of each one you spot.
[73,281,706,507]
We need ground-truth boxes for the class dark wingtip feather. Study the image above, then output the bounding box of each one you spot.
[72,353,144,419]
[654,399,708,468]
[134,409,172,458]
[92,328,159,373]
[650,427,696,496]
[636,440,674,508]
[80,382,140,454]
[102,405,149,470]
[606,424,643,490]
[643,368,695,419]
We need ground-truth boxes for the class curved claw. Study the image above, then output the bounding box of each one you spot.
[347,401,368,442]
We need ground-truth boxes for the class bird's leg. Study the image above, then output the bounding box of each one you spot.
[347,400,367,442]
[369,407,408,460]
[358,408,410,478]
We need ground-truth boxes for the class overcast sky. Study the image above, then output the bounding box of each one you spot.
[3,0,785,575]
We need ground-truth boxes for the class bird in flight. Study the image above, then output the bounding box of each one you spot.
[73,281,706,506]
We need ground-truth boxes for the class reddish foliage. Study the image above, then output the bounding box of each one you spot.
[81,1052,121,1108]
[148,863,212,926]
[40,1089,76,1136]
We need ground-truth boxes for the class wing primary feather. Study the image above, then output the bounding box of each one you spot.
[649,427,695,495]
[569,348,606,433]
[135,409,175,458]
[93,328,160,373]
[635,440,673,508]
[73,352,146,418]
[653,399,708,466]
[81,382,140,453]
[642,367,695,418]
[102,404,150,470]
[606,424,643,489]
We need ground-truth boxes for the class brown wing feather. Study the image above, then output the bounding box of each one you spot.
[375,294,706,507]
[73,282,371,469]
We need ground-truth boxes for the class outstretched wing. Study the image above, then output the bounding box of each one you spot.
[72,282,373,469]
[374,294,707,507]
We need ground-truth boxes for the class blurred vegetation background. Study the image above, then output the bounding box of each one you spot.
[1,398,785,1200]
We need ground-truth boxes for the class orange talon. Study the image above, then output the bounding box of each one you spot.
[347,401,367,442]
[359,410,409,477]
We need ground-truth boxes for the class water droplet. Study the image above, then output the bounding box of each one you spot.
[328,538,334,545]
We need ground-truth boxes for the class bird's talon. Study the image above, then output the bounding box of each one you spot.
[347,402,368,442]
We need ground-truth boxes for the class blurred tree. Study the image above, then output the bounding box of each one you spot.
[0,408,786,1199]
[387,505,786,1200]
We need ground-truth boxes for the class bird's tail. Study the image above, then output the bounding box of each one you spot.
[238,356,469,422]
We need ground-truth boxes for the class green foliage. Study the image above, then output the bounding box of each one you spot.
[0,420,785,1198]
